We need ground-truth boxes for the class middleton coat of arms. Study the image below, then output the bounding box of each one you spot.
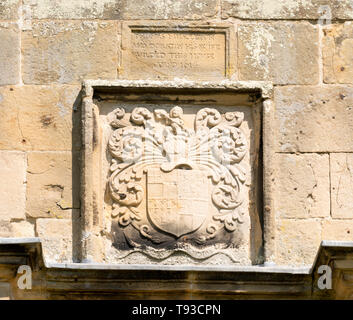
[107,104,248,258]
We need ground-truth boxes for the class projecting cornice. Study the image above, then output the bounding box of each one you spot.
[0,239,352,299]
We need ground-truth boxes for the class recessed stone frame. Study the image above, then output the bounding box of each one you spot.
[80,80,275,265]
[119,21,236,80]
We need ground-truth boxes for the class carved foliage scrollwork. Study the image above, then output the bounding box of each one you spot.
[107,105,248,246]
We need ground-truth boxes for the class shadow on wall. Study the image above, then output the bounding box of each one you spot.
[72,90,82,263]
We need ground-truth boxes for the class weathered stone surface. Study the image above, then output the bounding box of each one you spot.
[276,219,321,265]
[120,0,219,20]
[82,81,265,265]
[0,152,26,220]
[0,221,12,237]
[0,85,81,151]
[36,218,72,238]
[276,154,330,219]
[22,21,118,84]
[330,153,353,219]
[23,0,218,20]
[36,218,72,263]
[0,220,34,237]
[238,22,319,85]
[222,0,353,20]
[121,22,235,80]
[105,103,254,264]
[323,23,353,84]
[11,221,35,237]
[0,22,20,85]
[26,152,80,218]
[0,0,20,20]
[0,0,352,271]
[275,86,353,152]
[322,220,353,241]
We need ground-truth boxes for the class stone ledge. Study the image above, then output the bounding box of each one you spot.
[82,79,274,99]
[0,239,352,299]
[46,262,311,274]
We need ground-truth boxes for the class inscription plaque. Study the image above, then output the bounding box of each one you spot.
[121,23,236,80]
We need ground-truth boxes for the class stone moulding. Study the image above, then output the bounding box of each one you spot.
[0,238,352,299]
[80,79,275,265]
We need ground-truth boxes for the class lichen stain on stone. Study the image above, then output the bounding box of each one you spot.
[242,24,275,77]
[223,0,315,18]
[23,0,118,19]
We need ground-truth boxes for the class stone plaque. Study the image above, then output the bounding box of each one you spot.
[81,80,274,265]
[120,23,236,80]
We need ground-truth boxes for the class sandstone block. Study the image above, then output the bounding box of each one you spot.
[322,220,353,241]
[276,154,330,219]
[276,219,321,265]
[26,152,80,218]
[36,218,72,263]
[323,23,353,84]
[222,0,353,20]
[330,153,353,219]
[0,220,34,237]
[0,0,20,20]
[0,221,12,237]
[11,221,35,237]
[0,22,20,85]
[0,85,81,151]
[238,22,319,85]
[275,86,353,152]
[22,0,218,20]
[22,21,118,84]
[0,152,26,220]
[119,0,218,20]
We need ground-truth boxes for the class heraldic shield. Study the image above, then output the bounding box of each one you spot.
[147,168,209,238]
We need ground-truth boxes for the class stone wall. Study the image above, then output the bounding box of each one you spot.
[0,0,352,266]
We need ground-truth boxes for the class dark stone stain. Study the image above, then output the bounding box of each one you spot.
[40,115,54,127]
[93,191,99,226]
[92,111,98,150]
[44,184,64,193]
[111,217,243,251]
[335,35,345,46]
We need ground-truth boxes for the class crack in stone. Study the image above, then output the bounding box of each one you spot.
[305,162,318,215]
[55,202,73,211]
[336,154,353,208]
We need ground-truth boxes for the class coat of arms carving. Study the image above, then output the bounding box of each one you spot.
[107,105,249,260]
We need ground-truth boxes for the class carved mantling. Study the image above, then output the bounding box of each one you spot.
[107,105,249,262]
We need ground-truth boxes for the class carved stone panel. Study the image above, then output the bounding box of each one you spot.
[81,80,274,265]
[120,22,236,80]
